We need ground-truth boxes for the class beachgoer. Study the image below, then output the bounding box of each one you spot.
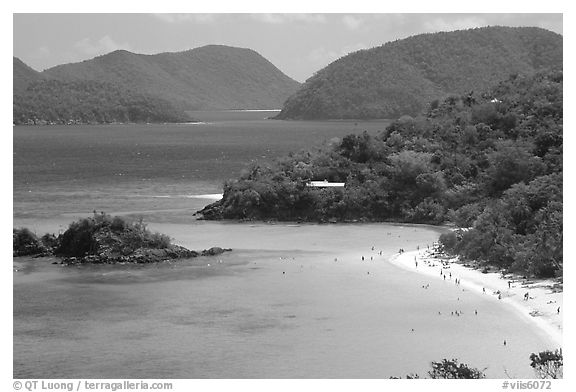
[557,307,560,314]
[483,287,486,294]
[524,292,529,301]
[362,256,364,261]
[370,256,373,261]
[498,293,502,300]
[449,272,452,279]
[443,275,446,280]
[372,246,374,251]
[503,340,507,346]
[475,310,478,315]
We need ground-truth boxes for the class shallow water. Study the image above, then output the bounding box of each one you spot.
[13,115,556,378]
[14,222,554,378]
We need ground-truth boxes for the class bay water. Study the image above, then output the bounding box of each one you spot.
[13,112,555,378]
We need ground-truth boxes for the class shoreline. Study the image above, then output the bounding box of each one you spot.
[388,248,562,348]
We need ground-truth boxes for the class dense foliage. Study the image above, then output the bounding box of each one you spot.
[34,45,299,112]
[276,26,562,119]
[530,350,563,379]
[13,228,53,257]
[199,71,562,278]
[13,79,191,125]
[56,212,172,257]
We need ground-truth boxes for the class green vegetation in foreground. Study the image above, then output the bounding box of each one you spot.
[199,70,562,278]
[13,212,230,263]
[276,26,562,120]
[392,350,562,379]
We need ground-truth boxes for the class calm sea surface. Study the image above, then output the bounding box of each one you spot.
[14,111,389,222]
[13,112,554,378]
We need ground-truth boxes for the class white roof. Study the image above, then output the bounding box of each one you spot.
[307,181,345,187]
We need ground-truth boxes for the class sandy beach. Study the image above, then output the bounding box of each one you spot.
[389,247,563,347]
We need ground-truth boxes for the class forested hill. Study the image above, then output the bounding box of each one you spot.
[43,45,300,111]
[199,70,562,278]
[13,57,45,94]
[275,26,562,120]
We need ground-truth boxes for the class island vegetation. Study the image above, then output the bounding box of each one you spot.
[198,70,562,278]
[13,79,191,125]
[276,26,562,120]
[13,45,300,125]
[13,212,230,264]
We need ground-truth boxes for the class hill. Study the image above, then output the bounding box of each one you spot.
[43,45,300,111]
[13,78,190,125]
[198,70,562,277]
[13,57,46,94]
[275,26,562,120]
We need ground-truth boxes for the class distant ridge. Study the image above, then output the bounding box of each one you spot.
[43,45,300,111]
[275,26,562,120]
[13,45,300,124]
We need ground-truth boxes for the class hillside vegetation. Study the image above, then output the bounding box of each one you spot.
[13,78,190,125]
[198,70,562,278]
[276,26,562,120]
[43,45,300,111]
[13,45,300,124]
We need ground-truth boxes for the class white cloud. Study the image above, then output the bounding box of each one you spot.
[342,15,363,30]
[152,14,217,23]
[250,13,327,24]
[73,36,132,56]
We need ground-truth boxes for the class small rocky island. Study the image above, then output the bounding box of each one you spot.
[13,212,231,265]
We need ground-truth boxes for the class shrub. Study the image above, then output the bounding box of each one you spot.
[13,228,46,256]
[530,350,563,379]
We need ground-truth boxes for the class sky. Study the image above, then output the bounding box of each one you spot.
[13,13,563,83]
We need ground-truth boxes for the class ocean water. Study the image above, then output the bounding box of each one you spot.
[13,113,555,378]
[14,112,389,222]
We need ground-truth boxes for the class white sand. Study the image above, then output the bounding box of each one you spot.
[389,247,563,347]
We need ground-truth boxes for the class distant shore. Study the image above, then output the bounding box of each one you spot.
[389,248,563,347]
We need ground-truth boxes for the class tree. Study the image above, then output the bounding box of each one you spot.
[428,359,486,379]
[530,350,563,379]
